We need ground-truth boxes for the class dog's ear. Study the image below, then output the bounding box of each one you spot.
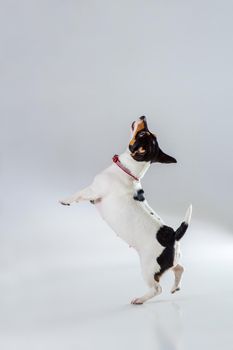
[152,148,177,164]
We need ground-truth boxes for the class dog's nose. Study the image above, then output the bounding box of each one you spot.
[139,116,146,121]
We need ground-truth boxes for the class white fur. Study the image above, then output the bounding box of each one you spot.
[184,204,192,225]
[60,140,191,304]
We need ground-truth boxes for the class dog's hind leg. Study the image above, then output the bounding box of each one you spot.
[59,186,101,206]
[171,264,184,294]
[131,282,162,305]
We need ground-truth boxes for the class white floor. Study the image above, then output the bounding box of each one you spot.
[1,203,233,350]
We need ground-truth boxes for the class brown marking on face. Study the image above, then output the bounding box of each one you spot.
[131,146,146,157]
[138,147,146,153]
[129,120,146,146]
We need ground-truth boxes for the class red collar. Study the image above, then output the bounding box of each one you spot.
[112,154,139,181]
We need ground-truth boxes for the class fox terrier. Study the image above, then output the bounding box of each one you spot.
[60,116,192,304]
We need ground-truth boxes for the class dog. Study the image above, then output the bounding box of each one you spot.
[60,116,192,304]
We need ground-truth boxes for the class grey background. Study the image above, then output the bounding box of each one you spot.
[1,0,233,227]
[1,1,233,349]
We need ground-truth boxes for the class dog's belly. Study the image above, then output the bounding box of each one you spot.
[95,194,162,250]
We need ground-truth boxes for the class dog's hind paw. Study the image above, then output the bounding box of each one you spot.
[171,287,180,294]
[130,298,144,305]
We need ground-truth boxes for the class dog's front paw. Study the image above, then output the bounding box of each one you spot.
[59,199,71,206]
[131,298,144,305]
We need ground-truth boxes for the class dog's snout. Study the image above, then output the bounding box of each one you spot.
[130,116,149,146]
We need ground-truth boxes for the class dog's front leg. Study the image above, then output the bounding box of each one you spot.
[59,186,100,206]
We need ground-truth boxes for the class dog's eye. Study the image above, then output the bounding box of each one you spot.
[138,131,146,137]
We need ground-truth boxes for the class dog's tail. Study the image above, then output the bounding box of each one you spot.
[175,205,192,241]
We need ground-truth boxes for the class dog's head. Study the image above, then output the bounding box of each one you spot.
[129,116,177,163]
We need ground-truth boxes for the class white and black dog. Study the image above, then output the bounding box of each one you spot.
[60,116,192,304]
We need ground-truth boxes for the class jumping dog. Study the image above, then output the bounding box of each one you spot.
[60,116,192,304]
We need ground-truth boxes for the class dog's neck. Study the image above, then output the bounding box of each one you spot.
[118,150,150,180]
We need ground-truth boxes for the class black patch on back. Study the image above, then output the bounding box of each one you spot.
[133,189,145,202]
[154,225,176,282]
[156,225,175,247]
